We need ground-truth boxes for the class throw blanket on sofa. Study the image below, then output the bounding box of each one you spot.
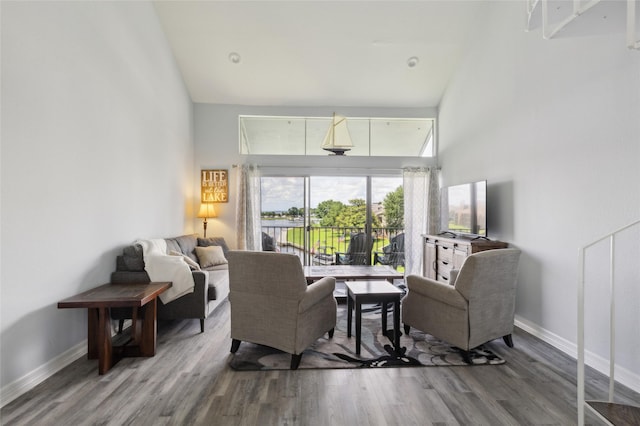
[136,239,195,304]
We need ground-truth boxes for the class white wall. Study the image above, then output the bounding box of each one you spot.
[438,2,640,389]
[1,1,194,399]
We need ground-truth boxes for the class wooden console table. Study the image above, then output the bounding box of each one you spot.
[423,234,508,283]
[58,282,171,374]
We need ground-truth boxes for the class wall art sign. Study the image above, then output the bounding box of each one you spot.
[201,169,228,203]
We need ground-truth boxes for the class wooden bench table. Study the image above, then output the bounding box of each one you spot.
[303,265,402,284]
[58,282,171,374]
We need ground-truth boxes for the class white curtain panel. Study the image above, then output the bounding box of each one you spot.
[403,168,440,276]
[427,168,440,236]
[234,164,262,251]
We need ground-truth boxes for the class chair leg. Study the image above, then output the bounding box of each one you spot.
[200,319,205,333]
[403,324,410,334]
[503,334,514,348]
[118,319,124,334]
[290,353,302,370]
[328,328,335,338]
[230,339,241,353]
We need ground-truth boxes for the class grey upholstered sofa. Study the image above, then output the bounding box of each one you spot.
[402,248,521,363]
[110,234,230,332]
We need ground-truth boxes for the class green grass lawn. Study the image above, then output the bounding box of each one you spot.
[286,228,389,254]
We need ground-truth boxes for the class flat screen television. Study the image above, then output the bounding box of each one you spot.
[440,180,487,237]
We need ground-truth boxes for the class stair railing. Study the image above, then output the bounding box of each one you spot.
[577,219,640,425]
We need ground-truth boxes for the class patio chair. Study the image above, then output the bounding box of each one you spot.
[261,232,278,252]
[312,244,335,265]
[374,233,405,269]
[335,232,373,265]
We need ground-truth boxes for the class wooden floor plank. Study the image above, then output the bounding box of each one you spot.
[2,299,639,425]
[587,401,640,425]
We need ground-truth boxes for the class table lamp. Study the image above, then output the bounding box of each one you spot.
[197,203,217,238]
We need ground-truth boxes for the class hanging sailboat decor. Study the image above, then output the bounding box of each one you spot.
[321,113,353,155]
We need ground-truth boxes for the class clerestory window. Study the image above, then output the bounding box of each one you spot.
[239,115,435,157]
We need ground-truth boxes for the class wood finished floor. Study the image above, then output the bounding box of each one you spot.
[2,299,639,426]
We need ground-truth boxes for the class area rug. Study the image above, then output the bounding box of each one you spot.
[229,303,506,370]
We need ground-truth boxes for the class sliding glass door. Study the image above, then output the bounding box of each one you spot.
[309,176,367,265]
[260,176,306,258]
[260,174,403,268]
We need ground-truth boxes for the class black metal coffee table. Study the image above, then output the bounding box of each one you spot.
[345,280,404,355]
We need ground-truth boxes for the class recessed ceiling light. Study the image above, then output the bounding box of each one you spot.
[228,52,241,64]
[407,56,419,68]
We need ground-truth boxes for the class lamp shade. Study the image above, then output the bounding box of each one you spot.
[197,203,217,218]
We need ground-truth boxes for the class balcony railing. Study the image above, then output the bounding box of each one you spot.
[261,225,404,268]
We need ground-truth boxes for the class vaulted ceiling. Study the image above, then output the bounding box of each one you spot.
[153,1,484,108]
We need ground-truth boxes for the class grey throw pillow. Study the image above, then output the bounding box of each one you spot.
[197,237,230,255]
[195,246,228,268]
[122,244,145,271]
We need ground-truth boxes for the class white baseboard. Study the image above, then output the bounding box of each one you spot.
[0,319,131,408]
[0,339,86,408]
[515,315,640,394]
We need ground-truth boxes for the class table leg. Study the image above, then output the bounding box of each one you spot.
[139,298,157,356]
[87,308,98,360]
[347,293,353,338]
[393,299,400,352]
[129,305,142,345]
[381,301,388,335]
[96,307,114,375]
[355,301,362,355]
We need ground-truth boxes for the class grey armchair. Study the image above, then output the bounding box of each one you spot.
[227,250,337,369]
[402,248,521,363]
